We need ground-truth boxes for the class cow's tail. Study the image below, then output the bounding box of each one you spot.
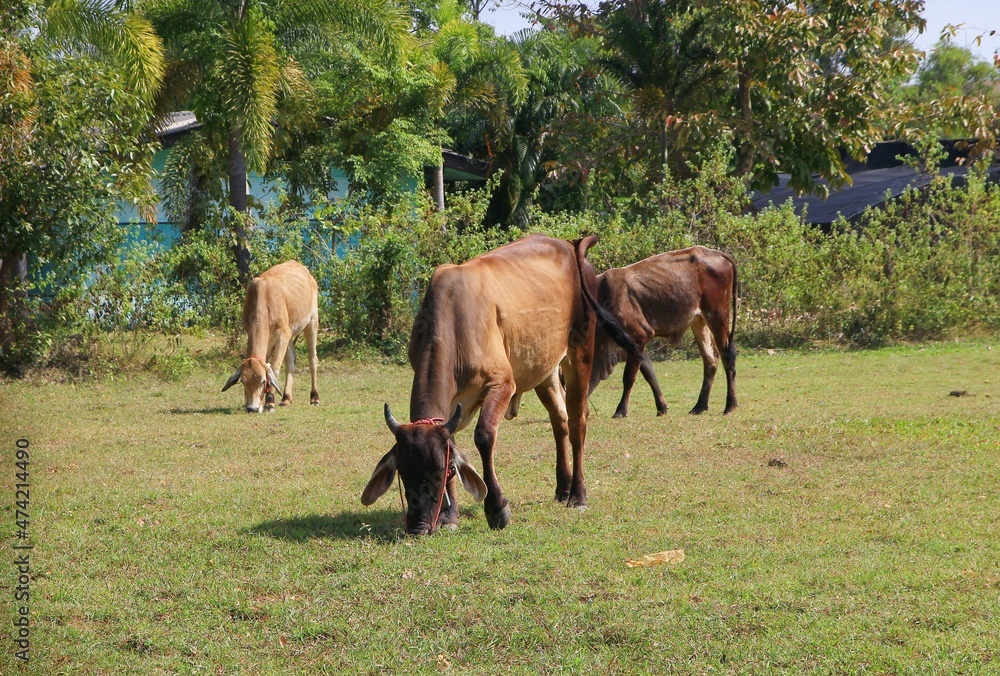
[719,250,738,345]
[573,236,643,358]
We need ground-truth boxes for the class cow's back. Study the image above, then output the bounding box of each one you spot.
[410,235,584,402]
[608,246,732,342]
[243,260,318,335]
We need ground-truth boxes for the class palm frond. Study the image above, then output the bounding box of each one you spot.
[47,0,165,103]
[214,7,280,172]
[275,0,411,65]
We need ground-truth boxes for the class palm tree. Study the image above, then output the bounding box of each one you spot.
[418,0,526,211]
[597,0,719,179]
[142,0,409,283]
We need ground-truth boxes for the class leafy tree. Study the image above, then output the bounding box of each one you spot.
[595,0,719,181]
[720,0,925,193]
[0,0,164,363]
[420,0,527,210]
[142,0,410,283]
[542,0,928,196]
[270,24,444,207]
[885,41,1000,153]
[485,27,622,225]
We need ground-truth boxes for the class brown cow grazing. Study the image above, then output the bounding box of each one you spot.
[222,260,320,413]
[360,234,641,535]
[590,246,738,418]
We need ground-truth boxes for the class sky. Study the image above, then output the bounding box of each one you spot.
[480,0,1000,65]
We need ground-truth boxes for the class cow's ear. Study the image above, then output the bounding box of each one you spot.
[221,366,242,392]
[361,446,398,506]
[265,363,282,397]
[454,450,487,502]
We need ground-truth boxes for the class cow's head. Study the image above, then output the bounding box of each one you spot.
[221,358,281,413]
[361,403,487,535]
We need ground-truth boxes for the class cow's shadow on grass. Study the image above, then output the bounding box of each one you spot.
[168,406,236,415]
[245,511,403,542]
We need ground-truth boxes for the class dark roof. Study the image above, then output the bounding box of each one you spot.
[441,149,488,181]
[155,111,201,148]
[752,140,1000,226]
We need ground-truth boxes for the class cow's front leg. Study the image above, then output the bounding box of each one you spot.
[534,369,571,502]
[280,338,296,406]
[613,354,642,419]
[638,354,669,416]
[267,332,291,411]
[474,378,515,530]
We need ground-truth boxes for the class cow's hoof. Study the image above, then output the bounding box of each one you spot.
[310,398,319,406]
[612,411,627,419]
[723,404,737,415]
[689,406,707,415]
[485,501,511,530]
[264,404,275,413]
[279,399,291,407]
[555,488,570,503]
[440,523,458,532]
[566,493,588,509]
[656,406,668,417]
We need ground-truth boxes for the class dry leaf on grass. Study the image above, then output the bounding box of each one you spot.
[626,549,685,568]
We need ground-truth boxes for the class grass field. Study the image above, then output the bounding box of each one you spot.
[2,340,999,674]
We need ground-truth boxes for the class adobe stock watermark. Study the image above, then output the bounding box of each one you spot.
[11,438,32,662]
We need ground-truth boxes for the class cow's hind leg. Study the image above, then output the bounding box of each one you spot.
[279,338,296,406]
[306,312,319,405]
[689,317,717,415]
[712,317,737,414]
[535,368,571,502]
[638,353,669,416]
[474,374,516,530]
[561,353,592,509]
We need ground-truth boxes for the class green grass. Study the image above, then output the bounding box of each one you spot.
[2,341,999,674]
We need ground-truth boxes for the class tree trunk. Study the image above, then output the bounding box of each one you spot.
[736,68,755,177]
[433,149,446,213]
[0,253,28,361]
[661,117,669,172]
[228,128,252,286]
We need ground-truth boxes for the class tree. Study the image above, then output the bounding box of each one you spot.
[905,41,1000,104]
[595,0,719,181]
[0,0,164,363]
[142,0,410,283]
[486,27,622,225]
[887,41,1000,151]
[417,0,527,212]
[541,0,928,196]
[709,0,926,193]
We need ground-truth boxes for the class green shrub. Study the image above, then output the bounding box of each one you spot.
[8,141,999,378]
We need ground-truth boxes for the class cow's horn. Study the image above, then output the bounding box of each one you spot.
[444,404,462,435]
[384,403,401,434]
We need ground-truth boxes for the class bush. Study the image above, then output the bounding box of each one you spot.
[7,142,999,378]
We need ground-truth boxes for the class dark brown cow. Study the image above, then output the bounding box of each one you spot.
[360,234,641,535]
[589,246,738,417]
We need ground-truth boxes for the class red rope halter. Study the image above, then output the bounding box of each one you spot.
[397,418,455,535]
[246,355,273,394]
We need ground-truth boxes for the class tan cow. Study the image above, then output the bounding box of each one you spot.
[360,234,641,535]
[590,246,738,417]
[222,260,320,413]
